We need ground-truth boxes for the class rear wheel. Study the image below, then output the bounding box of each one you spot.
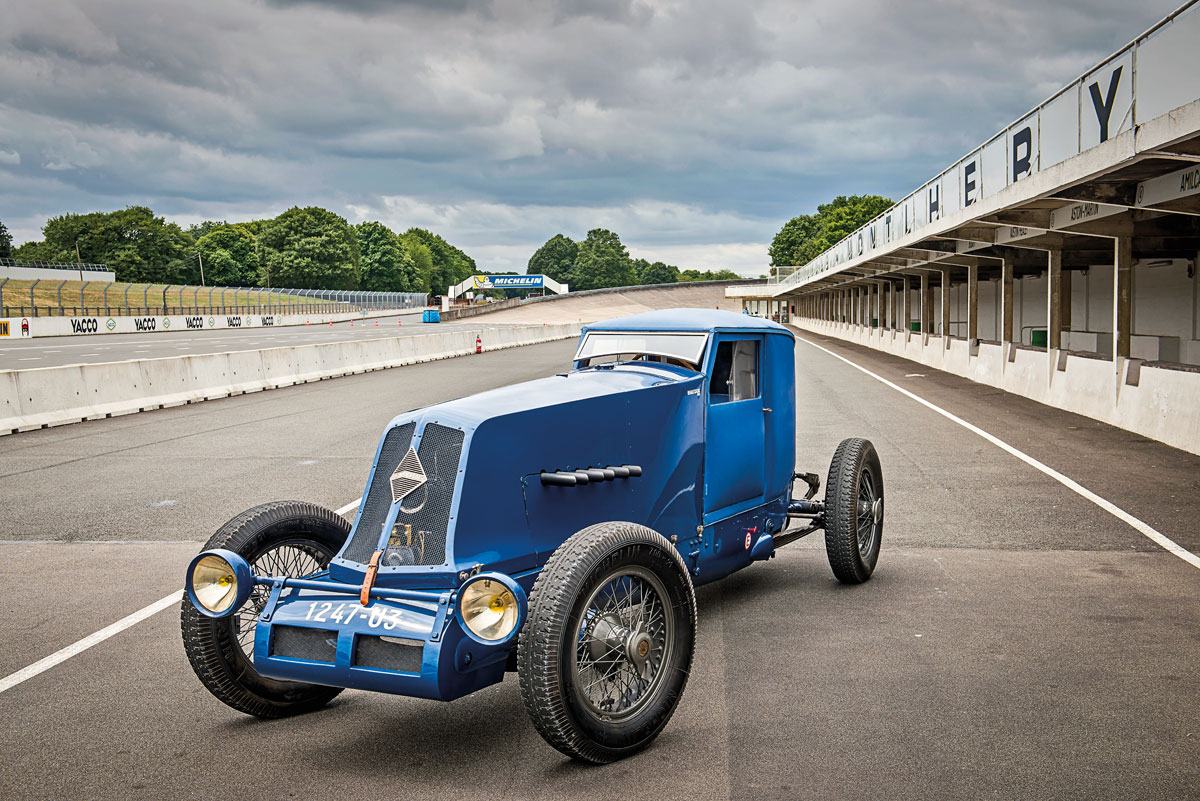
[517,522,696,763]
[180,501,349,718]
[824,438,884,584]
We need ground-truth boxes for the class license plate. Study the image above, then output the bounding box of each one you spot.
[301,600,404,631]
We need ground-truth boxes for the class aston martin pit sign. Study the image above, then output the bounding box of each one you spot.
[1049,202,1125,230]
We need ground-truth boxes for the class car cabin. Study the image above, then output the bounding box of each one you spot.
[577,309,797,553]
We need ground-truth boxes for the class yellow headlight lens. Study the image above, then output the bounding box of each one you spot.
[192,554,239,614]
[460,579,518,641]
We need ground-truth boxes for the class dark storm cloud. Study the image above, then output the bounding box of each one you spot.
[267,0,652,24]
[0,0,1184,272]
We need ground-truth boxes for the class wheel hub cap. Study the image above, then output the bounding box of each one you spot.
[588,614,654,674]
[573,568,675,721]
[628,631,652,672]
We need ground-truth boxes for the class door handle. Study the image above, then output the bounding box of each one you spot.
[763,407,772,412]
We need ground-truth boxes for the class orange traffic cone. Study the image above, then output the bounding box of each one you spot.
[375,320,378,327]
[475,336,482,354]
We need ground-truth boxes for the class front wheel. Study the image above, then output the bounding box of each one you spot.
[517,522,696,763]
[180,500,350,718]
[824,437,884,584]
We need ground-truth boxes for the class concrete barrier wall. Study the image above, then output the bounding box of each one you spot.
[441,297,523,320]
[0,323,581,435]
[797,319,1200,455]
[0,307,418,340]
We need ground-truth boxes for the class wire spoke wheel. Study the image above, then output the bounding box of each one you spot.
[518,522,696,764]
[233,541,329,659]
[856,468,881,557]
[180,501,350,718]
[571,567,675,721]
[824,437,884,584]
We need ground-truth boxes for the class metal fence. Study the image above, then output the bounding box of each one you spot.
[0,279,428,318]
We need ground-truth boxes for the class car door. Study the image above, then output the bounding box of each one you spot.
[703,334,766,516]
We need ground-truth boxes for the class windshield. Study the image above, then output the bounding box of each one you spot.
[574,331,709,370]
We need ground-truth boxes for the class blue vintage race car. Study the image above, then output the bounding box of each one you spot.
[182,308,884,763]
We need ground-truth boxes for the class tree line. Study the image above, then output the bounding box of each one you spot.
[1,192,891,294]
[528,229,741,291]
[768,194,893,271]
[4,206,474,294]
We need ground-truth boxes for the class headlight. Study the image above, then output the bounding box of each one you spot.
[457,573,527,644]
[186,549,253,618]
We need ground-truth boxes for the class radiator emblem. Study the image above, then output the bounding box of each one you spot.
[390,446,427,505]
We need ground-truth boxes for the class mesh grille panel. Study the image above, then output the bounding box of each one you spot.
[343,423,416,564]
[354,635,423,673]
[382,423,464,567]
[271,626,338,663]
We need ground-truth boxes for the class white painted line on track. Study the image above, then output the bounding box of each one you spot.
[797,335,1200,571]
[0,591,182,695]
[0,497,364,695]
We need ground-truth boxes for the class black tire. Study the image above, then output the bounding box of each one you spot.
[517,522,696,763]
[824,437,884,584]
[180,500,350,718]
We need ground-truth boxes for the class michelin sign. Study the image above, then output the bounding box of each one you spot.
[451,273,566,299]
[472,275,545,290]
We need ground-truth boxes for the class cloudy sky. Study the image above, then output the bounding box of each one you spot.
[0,0,1182,275]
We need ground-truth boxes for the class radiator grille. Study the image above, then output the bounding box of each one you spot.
[343,423,416,564]
[271,626,338,663]
[382,423,464,567]
[354,635,423,673]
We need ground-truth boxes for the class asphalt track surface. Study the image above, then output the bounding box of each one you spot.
[1,333,1198,800]
[0,309,541,370]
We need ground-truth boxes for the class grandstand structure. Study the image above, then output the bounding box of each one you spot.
[729,1,1200,453]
